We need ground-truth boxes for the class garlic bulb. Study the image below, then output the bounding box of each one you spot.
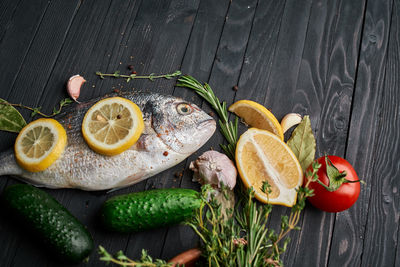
[189,150,237,190]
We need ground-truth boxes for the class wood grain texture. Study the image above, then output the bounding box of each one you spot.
[360,0,400,266]
[0,0,399,266]
[0,0,49,153]
[121,0,201,261]
[162,0,262,259]
[161,0,231,259]
[0,0,21,42]
[234,0,313,264]
[289,0,367,266]
[0,1,81,266]
[328,0,393,266]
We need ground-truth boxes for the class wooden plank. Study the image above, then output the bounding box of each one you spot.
[0,1,82,266]
[273,0,341,264]
[0,0,49,152]
[121,0,203,261]
[11,0,146,266]
[359,0,400,265]
[285,0,367,266]
[161,0,265,259]
[0,0,21,42]
[327,0,393,266]
[234,0,312,262]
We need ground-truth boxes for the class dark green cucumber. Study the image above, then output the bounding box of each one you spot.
[101,188,201,233]
[2,184,94,263]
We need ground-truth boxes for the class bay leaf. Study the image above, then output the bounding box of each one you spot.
[287,115,316,172]
[0,98,27,133]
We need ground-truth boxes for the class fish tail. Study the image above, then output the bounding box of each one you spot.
[0,149,21,176]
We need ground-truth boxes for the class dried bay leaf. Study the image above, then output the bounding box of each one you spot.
[287,115,316,172]
[0,98,27,133]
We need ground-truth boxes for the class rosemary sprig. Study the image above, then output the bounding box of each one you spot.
[0,98,73,118]
[176,75,238,159]
[98,246,172,267]
[96,70,182,82]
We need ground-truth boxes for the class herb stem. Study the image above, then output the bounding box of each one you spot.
[96,70,181,82]
[0,98,73,118]
[1,103,51,117]
[176,75,238,159]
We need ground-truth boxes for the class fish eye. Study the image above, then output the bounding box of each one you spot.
[176,103,193,115]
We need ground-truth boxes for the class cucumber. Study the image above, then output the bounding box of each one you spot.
[2,184,94,263]
[101,188,201,233]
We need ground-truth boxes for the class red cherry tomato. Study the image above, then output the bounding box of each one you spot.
[305,155,360,212]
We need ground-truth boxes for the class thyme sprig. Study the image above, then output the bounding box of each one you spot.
[96,70,181,83]
[98,246,172,267]
[176,75,238,159]
[0,98,73,118]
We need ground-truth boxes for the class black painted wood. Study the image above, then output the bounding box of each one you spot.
[328,0,394,266]
[288,0,367,266]
[359,0,400,266]
[0,0,398,266]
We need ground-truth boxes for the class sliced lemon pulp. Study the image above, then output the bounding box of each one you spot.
[15,118,67,172]
[229,100,284,141]
[236,128,303,206]
[82,97,144,156]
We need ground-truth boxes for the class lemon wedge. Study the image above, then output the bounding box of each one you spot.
[235,128,303,206]
[229,100,284,141]
[82,97,144,156]
[15,118,67,172]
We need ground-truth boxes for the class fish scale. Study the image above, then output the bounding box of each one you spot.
[0,92,216,190]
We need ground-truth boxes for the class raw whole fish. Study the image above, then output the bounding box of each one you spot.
[0,92,216,190]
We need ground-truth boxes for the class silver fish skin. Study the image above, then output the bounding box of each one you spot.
[0,92,216,190]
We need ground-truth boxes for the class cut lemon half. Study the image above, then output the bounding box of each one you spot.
[15,118,67,172]
[236,128,303,206]
[82,97,144,156]
[229,100,284,141]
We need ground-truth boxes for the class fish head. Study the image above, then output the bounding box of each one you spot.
[149,95,216,154]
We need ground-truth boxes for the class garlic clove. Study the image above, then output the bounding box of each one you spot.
[281,113,302,134]
[67,75,86,102]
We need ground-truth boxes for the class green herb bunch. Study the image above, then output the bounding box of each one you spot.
[178,76,319,266]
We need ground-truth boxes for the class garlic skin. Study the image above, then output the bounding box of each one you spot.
[189,150,237,190]
[67,75,86,102]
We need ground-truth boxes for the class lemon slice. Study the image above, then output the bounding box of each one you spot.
[235,128,303,206]
[82,97,144,156]
[229,100,284,141]
[15,118,67,172]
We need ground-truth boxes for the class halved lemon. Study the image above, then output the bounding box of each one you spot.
[236,128,303,206]
[15,118,67,172]
[82,97,144,156]
[229,100,284,141]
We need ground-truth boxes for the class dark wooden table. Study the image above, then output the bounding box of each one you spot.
[0,0,399,266]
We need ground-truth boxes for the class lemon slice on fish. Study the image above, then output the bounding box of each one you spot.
[14,118,67,172]
[82,97,144,156]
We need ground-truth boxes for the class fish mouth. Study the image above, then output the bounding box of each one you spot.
[197,118,216,129]
[192,118,216,149]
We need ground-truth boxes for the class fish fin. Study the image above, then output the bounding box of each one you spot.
[0,149,22,176]
[106,187,123,194]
